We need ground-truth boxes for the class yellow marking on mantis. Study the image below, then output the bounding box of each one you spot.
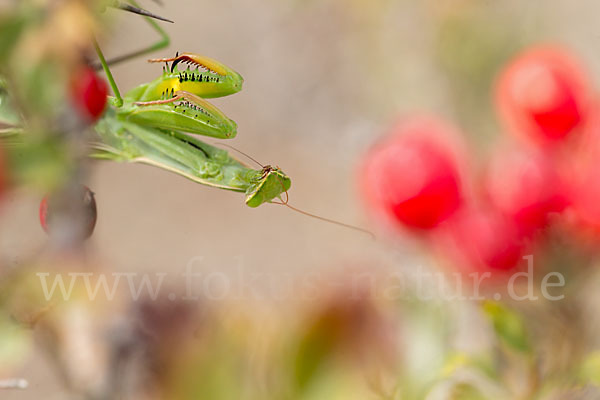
[148,52,230,76]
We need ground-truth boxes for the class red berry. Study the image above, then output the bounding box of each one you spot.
[70,66,108,122]
[360,117,463,231]
[484,147,567,237]
[39,185,97,240]
[568,162,600,235]
[437,207,526,273]
[39,195,49,233]
[495,46,590,146]
[555,102,600,237]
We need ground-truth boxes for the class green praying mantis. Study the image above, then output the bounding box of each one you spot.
[0,0,291,208]
[0,0,371,235]
[92,47,291,208]
[90,1,292,208]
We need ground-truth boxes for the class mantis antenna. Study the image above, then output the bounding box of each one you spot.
[215,143,375,239]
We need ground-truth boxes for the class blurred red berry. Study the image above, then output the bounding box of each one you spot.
[495,46,590,146]
[70,66,108,122]
[556,102,600,237]
[39,195,49,233]
[360,117,463,231]
[484,147,568,237]
[440,207,526,272]
[39,185,97,240]
[568,162,600,235]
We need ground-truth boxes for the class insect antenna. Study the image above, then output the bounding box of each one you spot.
[213,142,265,168]
[274,202,375,238]
[213,142,373,237]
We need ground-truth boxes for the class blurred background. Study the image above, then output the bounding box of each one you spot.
[2,0,600,398]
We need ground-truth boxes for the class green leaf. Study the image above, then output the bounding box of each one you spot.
[4,135,74,191]
[450,383,488,400]
[482,301,530,354]
[0,84,21,126]
[0,315,32,372]
[579,352,600,386]
[0,15,25,61]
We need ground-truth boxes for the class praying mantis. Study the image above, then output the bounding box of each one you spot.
[90,2,291,208]
[0,0,370,234]
[0,0,291,208]
[92,48,291,208]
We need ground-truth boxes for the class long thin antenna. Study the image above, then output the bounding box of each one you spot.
[213,142,264,168]
[213,143,373,238]
[277,202,375,239]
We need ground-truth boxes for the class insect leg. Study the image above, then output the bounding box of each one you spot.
[132,93,185,106]
[94,39,123,107]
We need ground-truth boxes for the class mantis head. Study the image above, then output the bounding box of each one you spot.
[245,166,291,207]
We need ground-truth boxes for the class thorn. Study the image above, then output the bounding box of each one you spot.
[113,2,174,23]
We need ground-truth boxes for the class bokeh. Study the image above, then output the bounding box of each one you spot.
[2,0,600,399]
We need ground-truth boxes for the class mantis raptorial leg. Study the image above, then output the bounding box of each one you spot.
[131,90,233,126]
[132,90,203,106]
